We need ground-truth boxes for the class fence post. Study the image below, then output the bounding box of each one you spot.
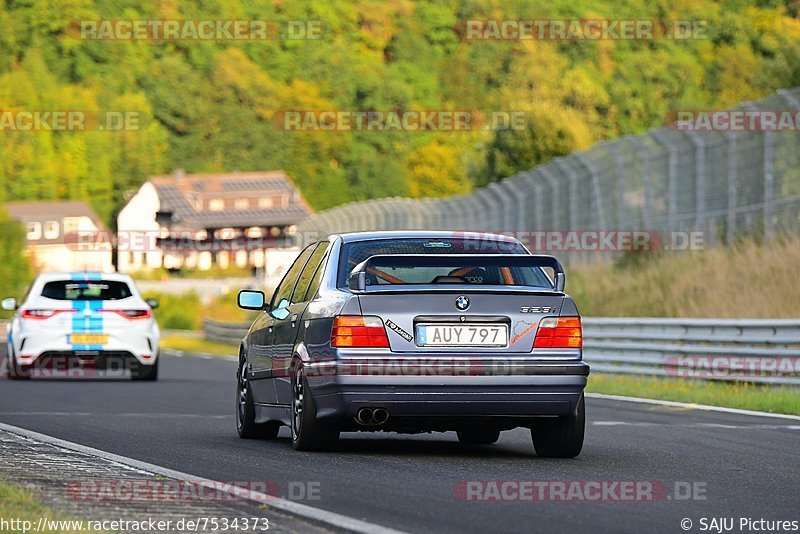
[576,152,607,231]
[629,137,652,229]
[608,140,627,228]
[743,102,774,242]
[539,165,563,231]
[553,159,579,230]
[651,130,678,232]
[686,131,706,233]
[724,132,738,241]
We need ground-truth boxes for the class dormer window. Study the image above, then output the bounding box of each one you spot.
[44,221,59,239]
[27,222,42,240]
[208,199,225,211]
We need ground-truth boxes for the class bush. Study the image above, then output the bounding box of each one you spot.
[0,208,32,319]
[143,291,202,330]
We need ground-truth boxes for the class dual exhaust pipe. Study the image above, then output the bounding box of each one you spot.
[355,407,389,426]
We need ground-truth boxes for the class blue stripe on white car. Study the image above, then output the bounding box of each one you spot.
[69,274,105,351]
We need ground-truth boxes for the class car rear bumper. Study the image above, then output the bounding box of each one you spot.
[12,350,157,378]
[307,358,589,421]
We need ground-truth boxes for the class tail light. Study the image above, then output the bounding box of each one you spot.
[102,309,152,320]
[533,317,582,348]
[20,309,77,319]
[331,316,389,348]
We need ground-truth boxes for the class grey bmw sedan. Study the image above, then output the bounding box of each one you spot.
[235,231,589,456]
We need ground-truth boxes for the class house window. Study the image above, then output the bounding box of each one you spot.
[63,217,88,234]
[27,222,42,240]
[258,197,273,209]
[44,221,59,239]
[234,198,249,210]
[208,198,225,211]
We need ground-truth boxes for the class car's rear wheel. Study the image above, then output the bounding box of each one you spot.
[531,395,585,458]
[457,429,500,445]
[6,356,31,380]
[236,358,279,439]
[6,348,30,380]
[132,359,159,381]
[291,363,339,451]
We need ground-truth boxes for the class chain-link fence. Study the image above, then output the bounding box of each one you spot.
[295,88,800,263]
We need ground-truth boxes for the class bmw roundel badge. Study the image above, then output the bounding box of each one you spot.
[455,295,470,311]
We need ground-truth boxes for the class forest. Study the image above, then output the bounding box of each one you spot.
[1,0,799,225]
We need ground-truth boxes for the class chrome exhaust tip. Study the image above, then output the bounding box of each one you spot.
[372,408,389,425]
[356,407,374,425]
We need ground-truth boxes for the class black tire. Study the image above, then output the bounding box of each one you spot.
[291,363,339,451]
[236,358,280,439]
[6,349,30,380]
[457,429,501,445]
[531,395,585,458]
[132,358,159,381]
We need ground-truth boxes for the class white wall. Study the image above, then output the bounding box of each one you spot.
[28,244,113,273]
[117,181,162,273]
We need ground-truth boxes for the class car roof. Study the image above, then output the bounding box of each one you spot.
[33,272,133,283]
[334,230,522,244]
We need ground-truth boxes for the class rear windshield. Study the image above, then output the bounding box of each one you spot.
[338,238,553,288]
[41,280,132,301]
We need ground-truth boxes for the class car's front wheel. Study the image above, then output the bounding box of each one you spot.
[236,358,279,439]
[291,363,339,451]
[531,394,585,458]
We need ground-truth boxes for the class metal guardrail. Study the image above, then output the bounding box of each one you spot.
[203,317,800,385]
[203,318,249,346]
[582,317,800,385]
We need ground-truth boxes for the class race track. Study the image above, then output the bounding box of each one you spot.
[0,352,797,533]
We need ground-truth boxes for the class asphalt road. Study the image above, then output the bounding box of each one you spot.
[0,352,798,533]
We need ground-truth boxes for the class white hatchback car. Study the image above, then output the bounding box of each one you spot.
[3,273,160,380]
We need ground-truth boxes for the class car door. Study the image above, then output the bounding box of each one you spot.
[272,242,328,404]
[257,247,316,404]
[248,244,316,406]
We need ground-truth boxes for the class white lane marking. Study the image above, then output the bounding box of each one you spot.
[0,422,405,534]
[162,349,238,362]
[593,420,800,430]
[586,393,800,421]
[0,412,228,418]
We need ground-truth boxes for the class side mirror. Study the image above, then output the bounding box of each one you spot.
[554,272,566,292]
[238,290,265,310]
[348,271,366,292]
[145,298,159,309]
[1,297,17,311]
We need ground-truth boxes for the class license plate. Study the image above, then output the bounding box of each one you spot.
[69,334,108,345]
[416,324,508,347]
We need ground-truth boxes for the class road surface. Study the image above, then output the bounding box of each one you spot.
[0,353,797,533]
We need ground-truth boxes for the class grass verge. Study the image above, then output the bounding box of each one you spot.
[160,333,238,357]
[587,373,800,415]
[0,480,105,533]
[569,235,800,317]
